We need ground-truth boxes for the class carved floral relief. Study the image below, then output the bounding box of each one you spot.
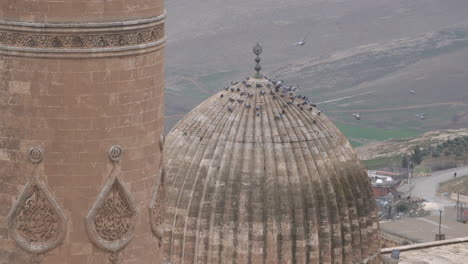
[85,167,138,252]
[0,24,164,50]
[7,147,67,255]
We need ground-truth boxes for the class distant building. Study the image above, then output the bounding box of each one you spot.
[379,167,409,180]
[375,170,404,178]
[368,170,401,198]
[380,215,468,244]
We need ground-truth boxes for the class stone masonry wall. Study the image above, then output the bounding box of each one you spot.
[0,0,164,23]
[0,50,164,264]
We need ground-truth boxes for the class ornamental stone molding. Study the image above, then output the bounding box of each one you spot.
[7,147,67,257]
[108,145,123,162]
[149,167,165,242]
[149,135,166,242]
[85,149,137,256]
[0,11,166,58]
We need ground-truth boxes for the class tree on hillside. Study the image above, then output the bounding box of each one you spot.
[410,145,423,165]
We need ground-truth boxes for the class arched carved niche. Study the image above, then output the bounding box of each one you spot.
[86,146,138,258]
[85,168,137,252]
[7,147,67,260]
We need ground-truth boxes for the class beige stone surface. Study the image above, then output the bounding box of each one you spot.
[381,237,468,264]
[162,77,381,263]
[0,0,164,23]
[0,54,165,264]
[398,243,468,264]
[8,81,30,95]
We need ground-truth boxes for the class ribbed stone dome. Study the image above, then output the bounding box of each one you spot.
[162,77,380,263]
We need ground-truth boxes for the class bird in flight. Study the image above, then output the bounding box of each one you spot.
[352,113,361,120]
[294,34,308,46]
[415,113,425,120]
[409,89,416,95]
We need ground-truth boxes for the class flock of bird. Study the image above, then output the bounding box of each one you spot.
[220,37,426,122]
[221,76,324,121]
[350,89,424,121]
[292,38,425,121]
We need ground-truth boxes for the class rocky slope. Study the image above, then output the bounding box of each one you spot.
[355,128,468,160]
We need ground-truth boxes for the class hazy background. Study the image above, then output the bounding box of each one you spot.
[164,0,468,146]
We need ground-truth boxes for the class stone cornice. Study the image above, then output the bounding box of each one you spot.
[380,236,468,253]
[0,11,166,58]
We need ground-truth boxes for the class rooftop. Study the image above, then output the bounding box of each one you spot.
[380,215,468,243]
[381,236,468,264]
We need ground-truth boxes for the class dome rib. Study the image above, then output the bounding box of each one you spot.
[308,125,368,258]
[192,103,237,263]
[268,100,297,263]
[266,91,310,263]
[209,98,248,263]
[302,117,350,263]
[180,110,227,262]
[219,104,247,262]
[267,91,324,264]
[190,102,232,263]
[270,91,339,263]
[165,95,234,262]
[162,77,380,264]
[292,102,376,259]
[277,101,334,263]
[259,97,281,264]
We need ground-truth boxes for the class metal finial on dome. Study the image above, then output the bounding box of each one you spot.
[252,43,263,79]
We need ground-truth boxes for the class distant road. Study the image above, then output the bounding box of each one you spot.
[318,95,357,104]
[328,101,468,113]
[410,166,468,207]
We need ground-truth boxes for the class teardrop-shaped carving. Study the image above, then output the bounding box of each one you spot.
[86,171,137,252]
[7,177,67,254]
[149,167,165,240]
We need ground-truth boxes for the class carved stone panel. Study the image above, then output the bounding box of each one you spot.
[7,176,67,254]
[0,23,164,49]
[86,171,138,252]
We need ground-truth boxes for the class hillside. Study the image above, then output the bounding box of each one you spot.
[438,175,468,196]
[164,0,468,135]
[356,128,468,160]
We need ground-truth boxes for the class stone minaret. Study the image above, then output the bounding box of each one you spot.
[0,1,166,263]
